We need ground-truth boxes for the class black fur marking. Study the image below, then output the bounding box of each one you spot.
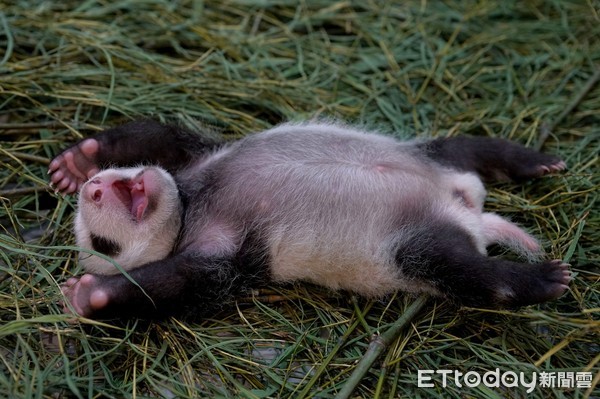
[90,234,121,257]
[84,230,270,320]
[93,120,222,175]
[395,222,566,307]
[418,136,563,182]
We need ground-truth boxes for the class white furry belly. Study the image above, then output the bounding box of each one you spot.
[267,226,444,297]
[267,226,404,296]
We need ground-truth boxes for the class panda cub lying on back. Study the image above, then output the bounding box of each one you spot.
[48,120,570,319]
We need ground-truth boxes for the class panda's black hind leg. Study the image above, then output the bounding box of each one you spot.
[395,222,570,308]
[417,136,566,182]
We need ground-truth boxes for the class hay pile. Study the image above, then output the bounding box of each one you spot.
[1,1,598,397]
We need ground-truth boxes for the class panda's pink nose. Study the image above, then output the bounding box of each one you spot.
[86,179,104,203]
[92,188,102,202]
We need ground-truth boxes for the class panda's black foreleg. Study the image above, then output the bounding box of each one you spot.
[61,251,256,319]
[49,120,220,194]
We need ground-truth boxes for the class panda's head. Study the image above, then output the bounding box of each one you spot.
[75,166,182,274]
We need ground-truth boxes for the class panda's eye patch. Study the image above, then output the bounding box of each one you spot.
[90,234,121,257]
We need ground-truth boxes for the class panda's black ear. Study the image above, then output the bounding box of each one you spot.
[91,234,121,257]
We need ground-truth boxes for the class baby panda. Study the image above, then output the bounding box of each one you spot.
[48,120,570,319]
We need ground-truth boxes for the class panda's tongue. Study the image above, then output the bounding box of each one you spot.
[130,184,148,222]
[112,180,149,222]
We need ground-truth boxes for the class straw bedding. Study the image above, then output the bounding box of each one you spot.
[0,1,598,397]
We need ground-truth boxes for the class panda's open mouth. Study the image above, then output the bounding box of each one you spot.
[111,177,148,222]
